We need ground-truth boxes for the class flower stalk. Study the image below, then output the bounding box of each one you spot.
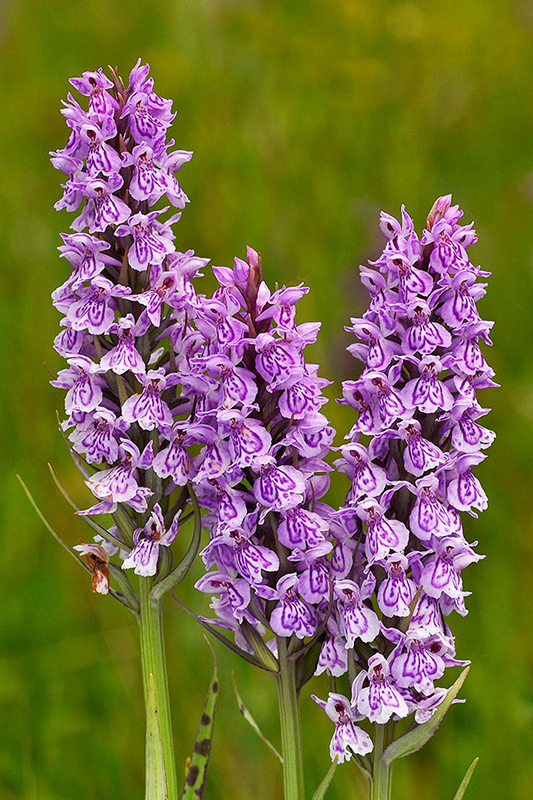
[276,637,305,800]
[370,724,393,800]
[139,577,178,800]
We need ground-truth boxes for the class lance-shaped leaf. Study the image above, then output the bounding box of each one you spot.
[145,673,169,800]
[452,757,479,800]
[18,475,138,615]
[171,593,269,672]
[181,649,219,800]
[349,750,372,782]
[240,619,280,673]
[152,484,202,600]
[232,672,283,764]
[108,563,140,614]
[19,475,91,569]
[381,666,470,766]
[311,757,338,800]
[49,467,138,610]
[48,463,126,551]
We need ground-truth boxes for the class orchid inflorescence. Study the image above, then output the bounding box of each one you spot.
[192,249,337,664]
[47,59,494,800]
[311,197,495,765]
[50,60,209,590]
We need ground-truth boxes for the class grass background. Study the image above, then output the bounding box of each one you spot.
[1,0,532,797]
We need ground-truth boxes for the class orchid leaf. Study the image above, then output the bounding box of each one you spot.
[18,474,89,569]
[350,751,372,782]
[48,463,125,550]
[181,644,218,799]
[240,619,280,672]
[232,672,283,764]
[381,667,470,766]
[452,757,479,800]
[311,757,338,800]
[18,475,137,614]
[170,593,268,671]
[108,564,140,614]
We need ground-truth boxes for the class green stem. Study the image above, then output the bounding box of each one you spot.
[276,638,305,800]
[139,577,178,800]
[370,724,393,800]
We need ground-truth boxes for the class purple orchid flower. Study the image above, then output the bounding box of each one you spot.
[121,368,180,431]
[311,693,373,762]
[353,653,410,724]
[99,315,146,375]
[334,579,380,646]
[265,573,318,639]
[116,211,175,272]
[51,355,105,414]
[122,504,180,577]
[85,439,153,504]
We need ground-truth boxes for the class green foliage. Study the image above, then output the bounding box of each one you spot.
[452,758,479,800]
[181,651,218,800]
[382,668,470,766]
[232,672,283,765]
[311,758,338,800]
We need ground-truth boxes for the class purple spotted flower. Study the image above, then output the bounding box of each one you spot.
[334,579,380,646]
[68,408,128,464]
[265,573,318,639]
[99,314,146,375]
[377,554,417,617]
[57,232,121,284]
[311,693,373,762]
[121,368,179,431]
[50,73,496,792]
[122,504,180,577]
[85,439,153,505]
[115,211,175,272]
[51,355,105,413]
[67,276,131,335]
[315,614,349,677]
[388,625,458,695]
[195,571,252,623]
[352,653,409,724]
[252,456,307,510]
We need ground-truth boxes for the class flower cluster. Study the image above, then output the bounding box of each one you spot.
[192,248,337,657]
[50,61,209,587]
[50,64,494,774]
[313,196,495,763]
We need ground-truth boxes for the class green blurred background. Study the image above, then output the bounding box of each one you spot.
[1,0,532,797]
